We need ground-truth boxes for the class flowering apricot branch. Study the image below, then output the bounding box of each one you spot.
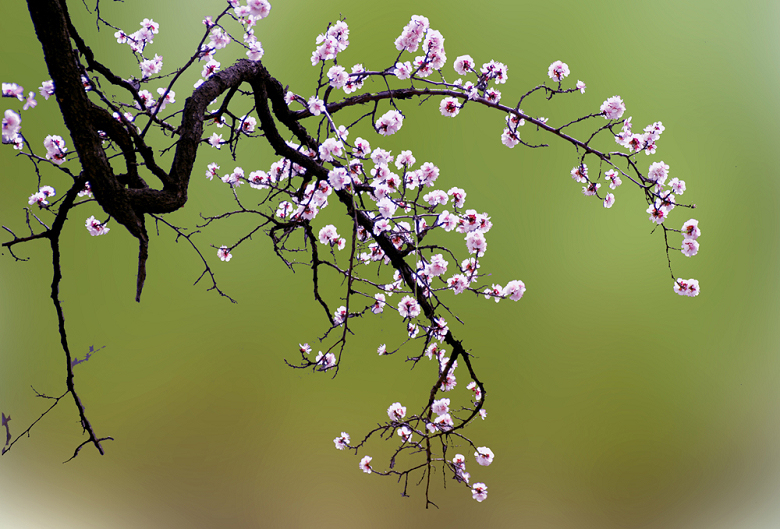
[1,0,700,506]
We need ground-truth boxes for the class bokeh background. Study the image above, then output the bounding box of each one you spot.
[2,0,779,527]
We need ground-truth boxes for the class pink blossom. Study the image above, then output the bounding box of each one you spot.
[307,96,325,116]
[426,254,448,277]
[359,455,373,474]
[28,191,48,206]
[571,164,588,183]
[467,381,482,401]
[217,246,232,261]
[136,90,155,109]
[394,61,413,80]
[483,284,502,303]
[548,60,570,82]
[418,162,439,187]
[371,293,386,314]
[447,274,468,294]
[248,170,271,189]
[201,59,220,79]
[78,182,92,198]
[484,87,501,104]
[370,147,393,166]
[239,115,256,134]
[327,65,349,89]
[605,169,622,189]
[576,80,586,93]
[318,225,341,246]
[479,409,487,420]
[3,83,24,100]
[43,134,67,164]
[454,55,475,75]
[221,167,244,187]
[501,127,520,148]
[647,202,668,224]
[276,201,293,219]
[472,483,488,502]
[334,432,350,450]
[333,306,347,326]
[38,80,55,100]
[439,97,460,117]
[208,133,223,148]
[674,278,700,297]
[582,182,600,196]
[83,216,109,236]
[601,95,626,120]
[425,343,444,360]
[503,280,526,301]
[430,316,448,340]
[387,402,406,422]
[318,137,343,162]
[377,344,387,355]
[314,351,337,370]
[432,398,450,416]
[423,190,448,206]
[681,219,700,239]
[669,178,686,195]
[2,109,21,142]
[681,238,699,257]
[140,18,159,34]
[465,231,487,256]
[395,15,429,53]
[247,0,271,18]
[343,64,365,94]
[395,150,415,169]
[433,412,454,430]
[376,197,397,219]
[23,92,37,111]
[647,161,669,186]
[397,426,413,443]
[140,54,163,79]
[208,27,230,50]
[480,60,508,84]
[475,446,494,466]
[437,211,459,232]
[397,296,421,319]
[155,87,175,111]
[603,193,615,208]
[376,109,404,135]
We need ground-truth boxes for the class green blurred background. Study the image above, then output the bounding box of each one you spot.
[2,0,779,527]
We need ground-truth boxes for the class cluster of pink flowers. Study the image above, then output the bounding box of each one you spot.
[114,18,158,53]
[674,277,700,297]
[395,15,429,53]
[615,117,664,155]
[28,186,55,207]
[318,225,346,250]
[311,20,349,65]
[140,54,164,79]
[1,3,698,505]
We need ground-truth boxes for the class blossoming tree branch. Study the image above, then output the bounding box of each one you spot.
[1,0,700,507]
